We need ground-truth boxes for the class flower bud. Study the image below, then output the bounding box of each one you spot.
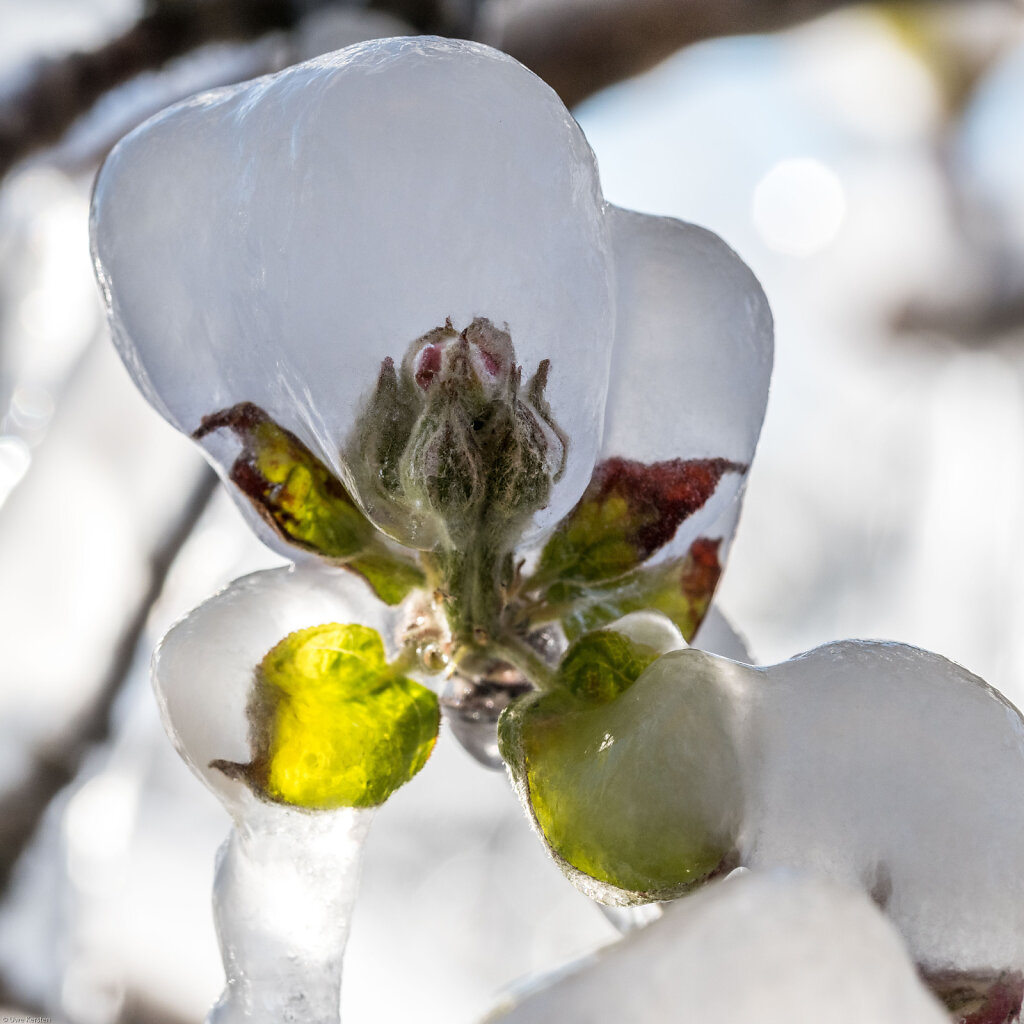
[350,317,565,551]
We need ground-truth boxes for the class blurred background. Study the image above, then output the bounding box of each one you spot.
[1,0,1024,1020]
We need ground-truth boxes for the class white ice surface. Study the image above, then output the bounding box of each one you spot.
[485,871,948,1024]
[632,640,1024,973]
[741,640,1024,973]
[91,37,615,540]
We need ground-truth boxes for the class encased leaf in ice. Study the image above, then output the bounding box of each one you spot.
[214,622,440,809]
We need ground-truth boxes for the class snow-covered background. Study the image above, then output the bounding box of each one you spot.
[2,1,1024,1020]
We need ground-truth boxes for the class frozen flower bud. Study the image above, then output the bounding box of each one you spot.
[350,318,565,550]
[91,35,773,648]
[91,37,619,551]
[503,635,1024,1005]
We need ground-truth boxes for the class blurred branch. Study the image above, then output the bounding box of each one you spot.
[0,465,218,899]
[0,0,312,183]
[895,287,1024,344]
[485,0,968,108]
[0,0,976,185]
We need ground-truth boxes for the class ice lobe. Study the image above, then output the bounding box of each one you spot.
[90,37,615,539]
[740,640,1024,974]
[634,640,1024,973]
[602,209,773,569]
[485,872,948,1024]
[153,563,397,815]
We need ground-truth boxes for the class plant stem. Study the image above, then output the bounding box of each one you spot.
[490,635,557,691]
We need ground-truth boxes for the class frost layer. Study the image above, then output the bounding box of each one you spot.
[485,872,948,1024]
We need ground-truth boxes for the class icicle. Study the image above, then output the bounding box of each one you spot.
[209,801,373,1024]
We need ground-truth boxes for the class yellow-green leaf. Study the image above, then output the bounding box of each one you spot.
[553,538,724,643]
[215,623,439,809]
[533,457,741,587]
[499,639,741,901]
[194,402,424,605]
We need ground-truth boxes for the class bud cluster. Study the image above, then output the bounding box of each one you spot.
[351,318,566,553]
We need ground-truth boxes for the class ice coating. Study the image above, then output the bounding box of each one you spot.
[153,564,396,817]
[90,37,615,538]
[601,208,773,566]
[155,565,393,1023]
[741,640,1024,974]
[630,641,1024,972]
[485,872,948,1024]
[210,802,370,1024]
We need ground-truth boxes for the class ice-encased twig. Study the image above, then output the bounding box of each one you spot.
[210,801,373,1024]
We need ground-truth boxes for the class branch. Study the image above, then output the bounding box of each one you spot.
[0,466,218,899]
[0,0,976,186]
[894,286,1024,344]
[0,0,315,182]
[485,0,969,109]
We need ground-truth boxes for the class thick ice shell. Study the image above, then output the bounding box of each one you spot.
[638,641,1024,972]
[602,208,773,567]
[484,871,948,1024]
[740,640,1024,974]
[152,564,396,818]
[514,637,1024,973]
[91,37,615,539]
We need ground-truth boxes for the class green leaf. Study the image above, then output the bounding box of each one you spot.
[556,630,659,704]
[499,642,741,901]
[194,403,424,605]
[349,551,429,608]
[534,457,742,587]
[554,538,724,643]
[214,623,439,809]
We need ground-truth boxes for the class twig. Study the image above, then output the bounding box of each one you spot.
[0,0,315,182]
[0,465,219,898]
[485,0,968,109]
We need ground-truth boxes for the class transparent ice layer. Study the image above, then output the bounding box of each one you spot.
[153,564,398,814]
[209,802,371,1024]
[91,37,614,540]
[563,640,1024,972]
[486,871,948,1024]
[91,36,772,557]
